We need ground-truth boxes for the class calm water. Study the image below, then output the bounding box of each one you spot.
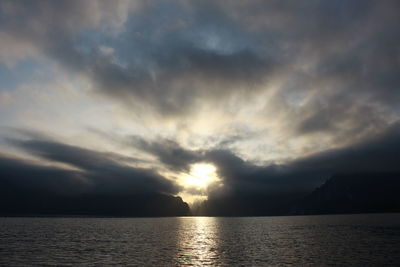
[0,214,399,266]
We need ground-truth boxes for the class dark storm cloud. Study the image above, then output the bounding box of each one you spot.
[201,123,400,197]
[0,154,88,195]
[0,153,189,216]
[204,149,321,196]
[295,95,390,139]
[0,0,102,68]
[1,0,399,125]
[130,136,201,171]
[92,48,273,115]
[0,0,275,115]
[290,123,400,174]
[10,138,137,171]
[7,138,178,195]
[196,116,400,217]
[94,0,276,113]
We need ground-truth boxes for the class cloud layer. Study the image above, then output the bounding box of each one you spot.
[0,0,399,204]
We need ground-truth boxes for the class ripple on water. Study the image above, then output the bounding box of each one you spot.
[0,214,400,266]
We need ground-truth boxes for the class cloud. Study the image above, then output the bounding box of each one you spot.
[1,0,400,206]
[7,138,179,195]
[2,119,400,215]
[130,136,201,171]
[107,122,400,198]
[91,47,274,116]
[0,0,133,67]
[202,123,400,197]
[0,152,190,216]
[0,153,89,196]
[1,1,398,133]
[289,123,400,174]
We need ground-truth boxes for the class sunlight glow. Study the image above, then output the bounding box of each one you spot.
[180,163,219,189]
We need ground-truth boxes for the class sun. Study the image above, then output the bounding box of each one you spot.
[180,163,219,189]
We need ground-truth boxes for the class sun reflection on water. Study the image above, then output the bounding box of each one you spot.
[176,217,220,266]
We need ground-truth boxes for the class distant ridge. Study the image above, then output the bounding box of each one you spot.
[0,193,190,217]
[193,172,400,216]
[291,173,400,215]
[3,173,399,217]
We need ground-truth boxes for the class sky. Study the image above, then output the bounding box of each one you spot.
[0,0,399,204]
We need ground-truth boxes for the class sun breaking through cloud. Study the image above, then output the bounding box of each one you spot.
[0,0,399,206]
[180,163,220,189]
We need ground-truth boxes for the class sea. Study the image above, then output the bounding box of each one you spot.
[0,214,399,266]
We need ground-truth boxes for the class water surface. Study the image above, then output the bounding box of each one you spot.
[1,214,399,266]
